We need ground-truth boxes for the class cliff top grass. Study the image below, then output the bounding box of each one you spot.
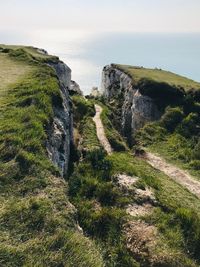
[0,53,33,95]
[0,44,59,64]
[114,64,200,91]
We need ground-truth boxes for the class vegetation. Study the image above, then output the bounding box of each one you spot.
[0,46,104,267]
[100,103,128,151]
[114,64,200,91]
[68,94,200,266]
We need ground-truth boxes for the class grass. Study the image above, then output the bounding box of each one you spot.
[0,53,33,100]
[115,64,200,91]
[0,46,104,267]
[0,44,59,63]
[69,96,200,266]
[99,103,128,151]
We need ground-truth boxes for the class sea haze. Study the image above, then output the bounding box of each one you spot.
[1,31,200,94]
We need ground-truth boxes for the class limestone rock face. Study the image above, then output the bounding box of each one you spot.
[70,80,83,95]
[102,65,161,142]
[47,61,73,177]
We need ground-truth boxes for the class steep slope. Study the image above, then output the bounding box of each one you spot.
[0,46,103,267]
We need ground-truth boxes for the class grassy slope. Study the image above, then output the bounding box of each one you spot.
[115,64,200,91]
[0,46,103,267]
[69,96,200,266]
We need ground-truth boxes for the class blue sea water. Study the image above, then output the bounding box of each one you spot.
[1,31,200,94]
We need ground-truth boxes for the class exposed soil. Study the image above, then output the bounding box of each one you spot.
[124,221,157,260]
[126,204,153,217]
[144,152,200,199]
[113,173,139,190]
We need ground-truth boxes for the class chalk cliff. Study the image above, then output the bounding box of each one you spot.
[47,61,73,177]
[102,65,160,143]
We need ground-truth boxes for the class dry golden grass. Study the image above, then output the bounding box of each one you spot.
[0,53,33,95]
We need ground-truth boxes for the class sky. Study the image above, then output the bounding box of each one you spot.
[1,0,200,34]
[0,1,200,93]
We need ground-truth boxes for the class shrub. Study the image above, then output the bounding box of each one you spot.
[92,207,125,239]
[138,78,184,107]
[72,95,95,122]
[192,139,200,160]
[95,182,120,206]
[177,113,199,137]
[161,107,184,132]
[189,160,200,170]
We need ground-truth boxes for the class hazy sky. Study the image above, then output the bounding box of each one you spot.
[1,0,200,34]
[1,1,200,93]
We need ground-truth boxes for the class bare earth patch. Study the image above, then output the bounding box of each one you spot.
[126,204,153,217]
[113,173,139,190]
[124,221,157,259]
[145,152,200,199]
[135,187,157,204]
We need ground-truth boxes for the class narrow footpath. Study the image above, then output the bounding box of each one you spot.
[145,152,200,199]
[93,104,113,155]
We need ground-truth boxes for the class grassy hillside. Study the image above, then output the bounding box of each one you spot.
[0,46,103,267]
[115,64,200,91]
[69,96,200,266]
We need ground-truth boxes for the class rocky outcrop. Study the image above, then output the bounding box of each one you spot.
[70,80,83,95]
[90,87,102,98]
[47,61,73,177]
[102,65,161,143]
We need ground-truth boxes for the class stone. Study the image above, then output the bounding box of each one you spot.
[70,80,83,95]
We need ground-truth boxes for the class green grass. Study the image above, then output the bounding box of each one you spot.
[115,64,200,91]
[0,46,104,267]
[0,44,59,63]
[100,103,128,151]
[69,96,200,266]
[81,117,102,151]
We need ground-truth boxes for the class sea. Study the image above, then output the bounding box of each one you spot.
[1,31,200,95]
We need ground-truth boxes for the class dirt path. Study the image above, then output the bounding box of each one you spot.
[145,152,200,198]
[93,104,113,155]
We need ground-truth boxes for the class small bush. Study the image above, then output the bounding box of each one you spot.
[177,113,199,137]
[189,160,200,170]
[95,182,120,206]
[92,207,125,239]
[72,95,95,122]
[161,107,184,132]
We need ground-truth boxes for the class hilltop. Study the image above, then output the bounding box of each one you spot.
[114,64,200,91]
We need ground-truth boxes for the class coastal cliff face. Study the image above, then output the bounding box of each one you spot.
[102,65,161,142]
[47,61,73,177]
